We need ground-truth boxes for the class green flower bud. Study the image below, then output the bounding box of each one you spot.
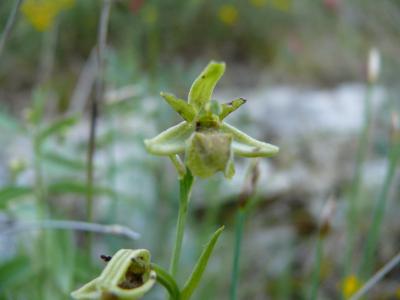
[71,249,156,300]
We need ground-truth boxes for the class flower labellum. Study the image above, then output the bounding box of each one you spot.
[71,249,156,300]
[144,61,279,179]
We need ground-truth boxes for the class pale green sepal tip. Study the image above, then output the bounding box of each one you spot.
[221,123,279,157]
[232,141,279,157]
[220,98,247,120]
[188,61,225,111]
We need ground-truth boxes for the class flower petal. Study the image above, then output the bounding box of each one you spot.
[221,123,279,157]
[144,122,193,155]
[219,98,246,120]
[160,92,196,121]
[185,131,233,178]
[188,61,225,111]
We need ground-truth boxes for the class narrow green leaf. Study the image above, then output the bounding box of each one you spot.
[28,88,47,125]
[47,181,115,197]
[161,92,196,121]
[181,226,224,300]
[0,186,33,208]
[42,151,86,171]
[188,61,225,111]
[35,115,79,145]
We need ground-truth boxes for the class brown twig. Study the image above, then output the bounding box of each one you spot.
[86,0,112,224]
[86,0,112,256]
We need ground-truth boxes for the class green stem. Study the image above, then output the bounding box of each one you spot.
[33,136,47,299]
[170,170,194,277]
[230,208,246,300]
[230,160,260,300]
[359,136,400,278]
[33,138,46,217]
[344,83,373,276]
[309,237,324,300]
[151,263,181,300]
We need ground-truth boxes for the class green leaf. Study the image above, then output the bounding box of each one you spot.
[160,92,196,122]
[0,186,33,208]
[27,88,47,125]
[47,181,115,197]
[188,61,225,111]
[35,115,79,146]
[42,151,86,171]
[0,256,31,290]
[181,226,224,300]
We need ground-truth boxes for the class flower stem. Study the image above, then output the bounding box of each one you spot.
[230,160,260,300]
[359,126,400,278]
[170,170,194,277]
[309,236,324,300]
[151,263,181,300]
[344,83,373,276]
[230,207,246,300]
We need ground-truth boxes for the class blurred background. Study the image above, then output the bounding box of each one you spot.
[1,0,400,299]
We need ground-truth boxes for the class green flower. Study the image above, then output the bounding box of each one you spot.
[144,61,279,179]
[71,249,156,300]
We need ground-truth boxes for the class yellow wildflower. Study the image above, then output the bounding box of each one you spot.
[342,275,361,299]
[218,5,238,26]
[249,0,267,7]
[21,0,75,32]
[396,286,400,299]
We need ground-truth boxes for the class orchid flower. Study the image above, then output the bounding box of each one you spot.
[144,61,279,179]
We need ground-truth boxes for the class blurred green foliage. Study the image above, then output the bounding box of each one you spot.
[1,0,400,299]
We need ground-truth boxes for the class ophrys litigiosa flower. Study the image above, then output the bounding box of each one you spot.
[144,61,279,179]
